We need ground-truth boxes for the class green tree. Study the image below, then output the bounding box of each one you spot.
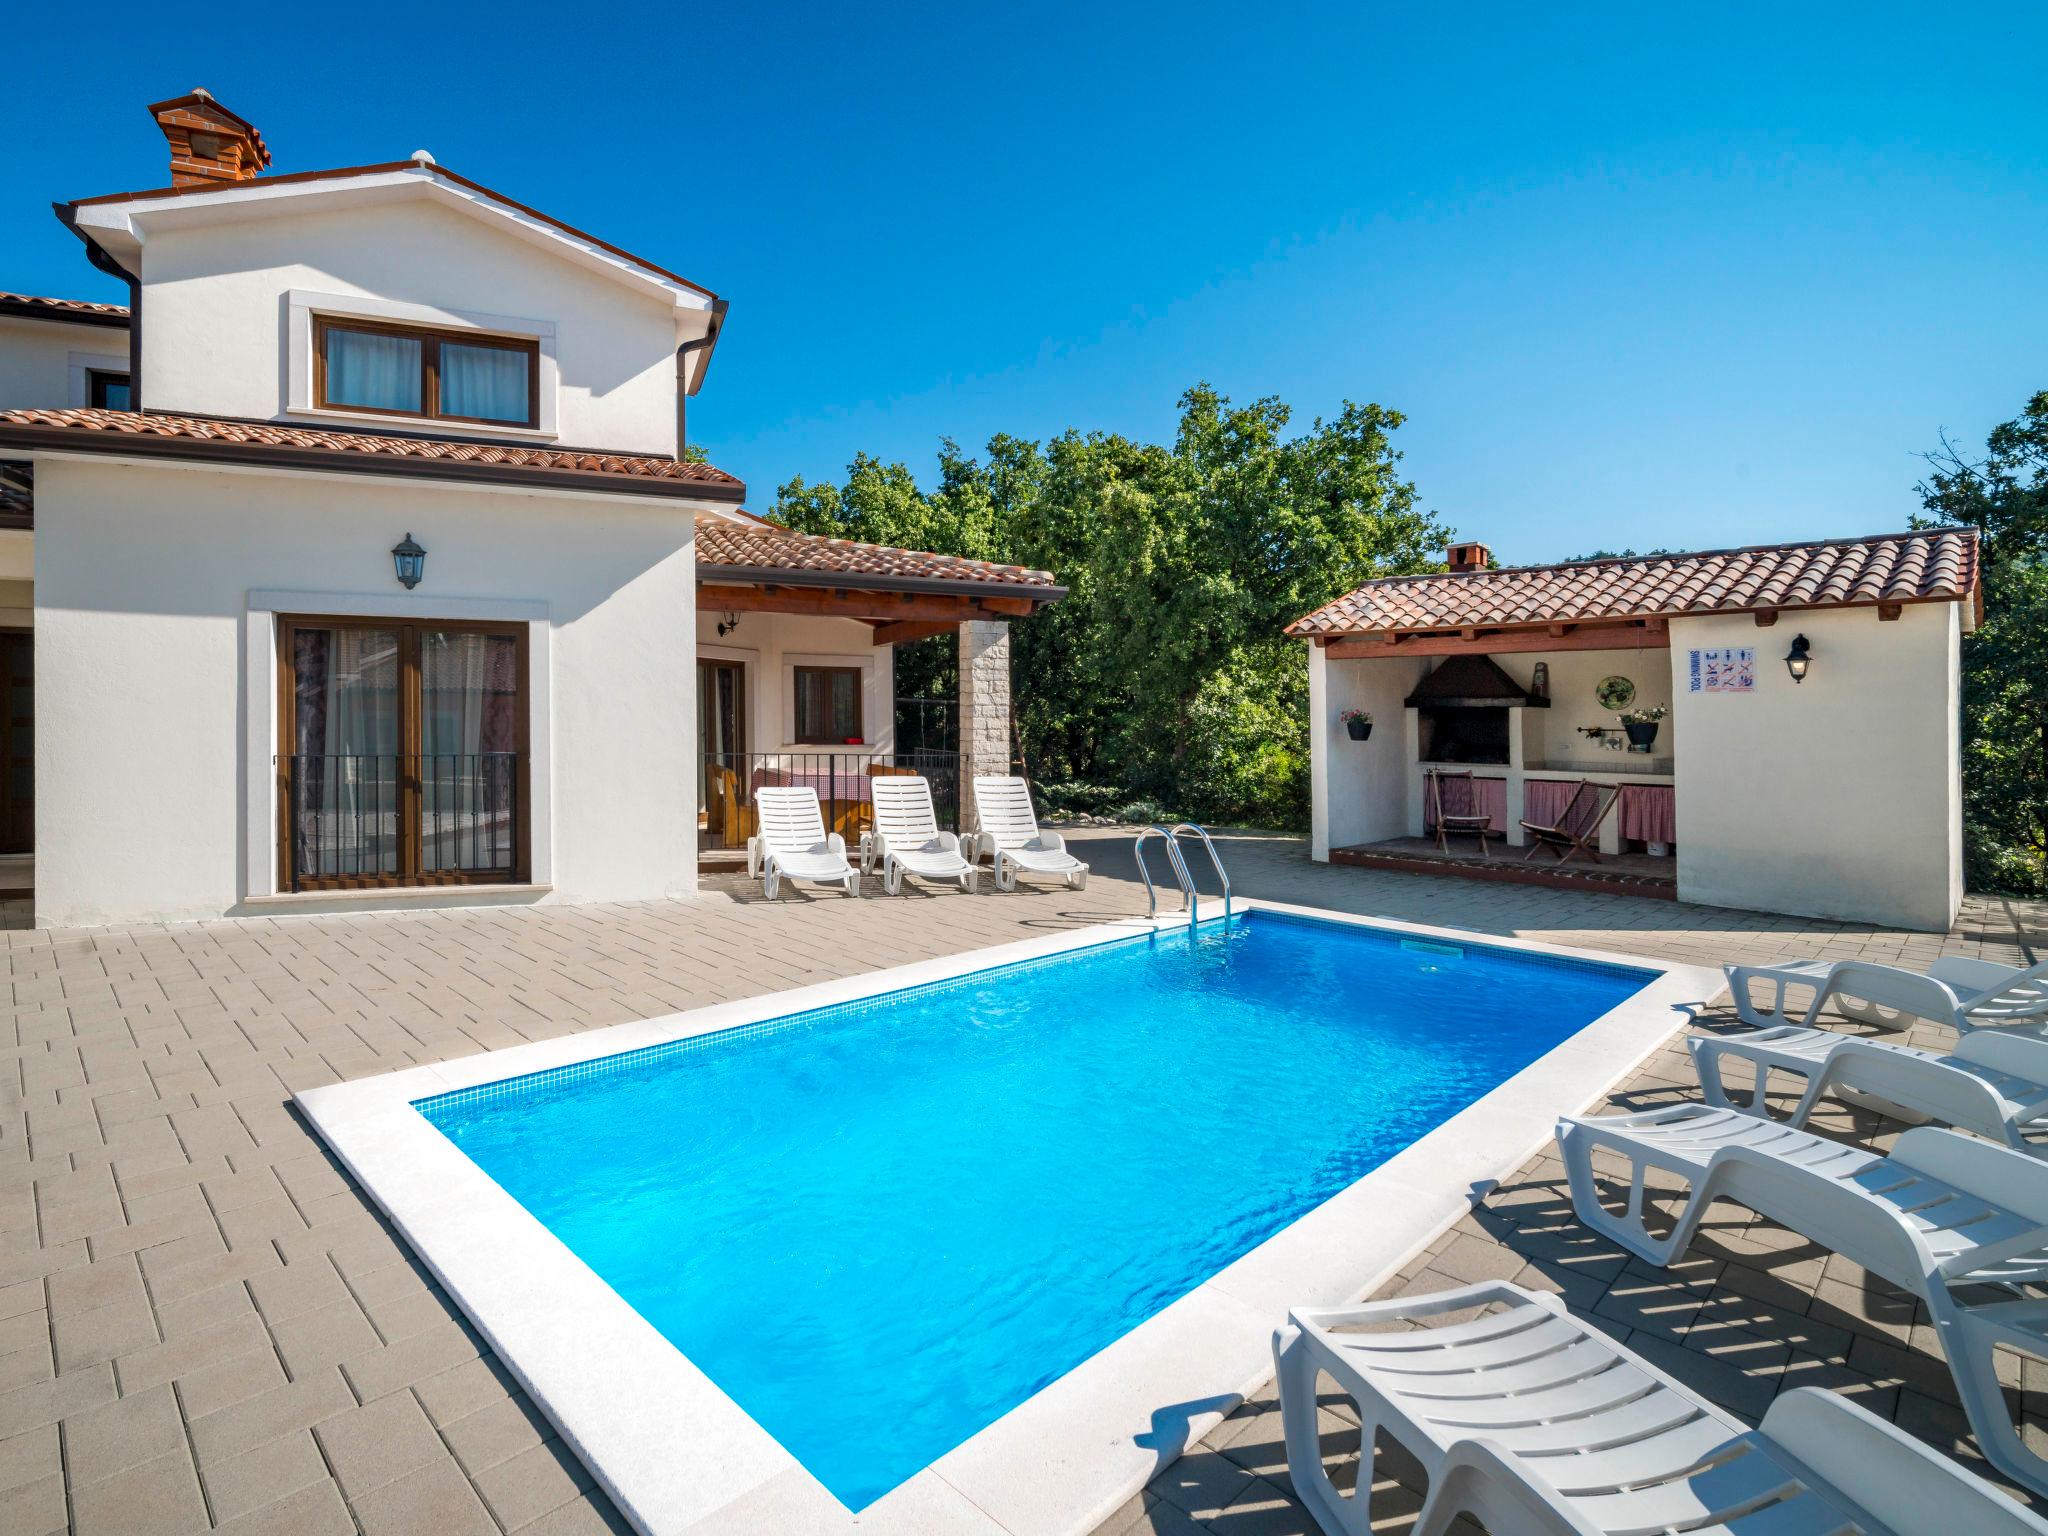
[1918,390,2048,893]
[770,384,1449,826]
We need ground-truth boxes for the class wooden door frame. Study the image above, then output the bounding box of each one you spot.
[277,615,532,891]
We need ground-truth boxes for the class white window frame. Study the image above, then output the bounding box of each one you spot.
[283,289,560,439]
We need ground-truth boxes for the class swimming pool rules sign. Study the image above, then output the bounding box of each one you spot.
[1688,647,1755,693]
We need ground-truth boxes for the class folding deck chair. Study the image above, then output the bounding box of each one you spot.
[1518,778,1615,864]
[1425,768,1496,857]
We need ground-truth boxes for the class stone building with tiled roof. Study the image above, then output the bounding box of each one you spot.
[1289,531,1977,931]
[0,90,1059,926]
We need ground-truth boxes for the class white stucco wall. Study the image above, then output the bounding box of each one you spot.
[0,317,129,411]
[133,201,680,454]
[694,610,895,755]
[1671,604,1964,932]
[33,456,707,926]
[1308,645,1428,859]
[1496,648,1676,768]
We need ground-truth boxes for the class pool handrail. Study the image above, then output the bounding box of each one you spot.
[1169,823,1232,927]
[1132,823,1232,929]
[1133,825,1196,920]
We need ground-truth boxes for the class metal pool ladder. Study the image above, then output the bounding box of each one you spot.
[1132,823,1233,929]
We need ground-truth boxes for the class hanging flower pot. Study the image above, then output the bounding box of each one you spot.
[1619,703,1666,751]
[1341,710,1373,741]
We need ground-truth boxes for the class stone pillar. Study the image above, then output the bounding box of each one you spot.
[959,620,1012,829]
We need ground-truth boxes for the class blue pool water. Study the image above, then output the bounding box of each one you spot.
[416,912,1651,1510]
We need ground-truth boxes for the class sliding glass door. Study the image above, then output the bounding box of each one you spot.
[280,618,527,890]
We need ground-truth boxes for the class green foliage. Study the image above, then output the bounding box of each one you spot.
[1917,390,2048,893]
[772,385,1449,828]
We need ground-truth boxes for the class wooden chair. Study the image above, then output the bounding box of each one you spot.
[1519,779,1617,864]
[714,767,758,847]
[1426,769,1497,857]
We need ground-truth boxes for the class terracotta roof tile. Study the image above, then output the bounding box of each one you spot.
[1287,528,1981,637]
[0,407,743,499]
[0,292,131,319]
[694,513,1061,593]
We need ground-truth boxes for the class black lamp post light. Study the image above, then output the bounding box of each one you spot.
[1784,633,1812,683]
[391,532,426,590]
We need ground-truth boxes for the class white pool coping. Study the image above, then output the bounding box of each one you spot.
[296,898,1722,1536]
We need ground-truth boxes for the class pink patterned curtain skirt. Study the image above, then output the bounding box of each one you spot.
[1618,783,1676,844]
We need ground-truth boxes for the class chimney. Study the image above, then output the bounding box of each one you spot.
[148,89,270,188]
[1446,539,1491,574]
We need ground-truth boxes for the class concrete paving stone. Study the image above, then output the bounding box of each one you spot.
[111,1310,269,1396]
[214,1196,307,1251]
[313,1389,445,1500]
[187,1368,355,1466]
[170,1344,288,1422]
[1099,1491,1208,1535]
[50,1293,158,1372]
[1210,1476,1322,1536]
[410,1353,518,1428]
[1147,1440,1259,1520]
[341,1317,484,1403]
[247,1256,350,1327]
[0,1277,43,1322]
[350,1457,499,1536]
[0,1418,58,1493]
[504,1492,634,1535]
[472,1436,596,1530]
[438,1389,550,1477]
[69,1447,209,1536]
[0,1468,65,1535]
[268,1294,381,1379]
[153,1275,259,1341]
[0,1337,53,1394]
[136,1235,278,1304]
[0,1360,116,1439]
[61,1382,188,1488]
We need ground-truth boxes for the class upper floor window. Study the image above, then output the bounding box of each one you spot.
[88,370,131,410]
[313,318,538,429]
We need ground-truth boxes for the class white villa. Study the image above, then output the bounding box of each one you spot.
[0,90,1060,928]
[1293,532,1980,932]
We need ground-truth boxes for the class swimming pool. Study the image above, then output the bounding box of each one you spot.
[299,900,1713,1535]
[416,911,1647,1510]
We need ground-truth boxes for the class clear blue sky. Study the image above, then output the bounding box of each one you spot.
[8,3,2044,564]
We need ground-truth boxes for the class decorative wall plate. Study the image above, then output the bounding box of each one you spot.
[1595,675,1636,711]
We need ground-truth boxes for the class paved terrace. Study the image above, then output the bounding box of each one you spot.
[1,829,2042,1536]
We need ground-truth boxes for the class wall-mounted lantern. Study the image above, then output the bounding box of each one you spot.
[1784,633,1812,684]
[716,610,742,638]
[391,532,426,590]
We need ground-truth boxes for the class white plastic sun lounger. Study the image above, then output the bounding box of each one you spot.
[968,776,1087,892]
[1274,1280,2048,1536]
[1556,1105,2048,1494]
[1723,954,2048,1033]
[1690,1023,2048,1149]
[861,775,976,895]
[752,786,859,900]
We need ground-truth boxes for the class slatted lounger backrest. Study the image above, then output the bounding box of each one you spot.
[871,776,939,844]
[972,776,1041,849]
[754,786,828,853]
